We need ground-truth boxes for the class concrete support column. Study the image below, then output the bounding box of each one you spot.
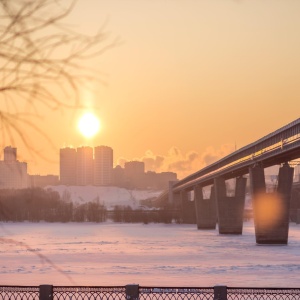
[297,209,300,224]
[168,181,178,205]
[180,190,196,224]
[181,189,189,204]
[172,192,181,207]
[194,185,216,229]
[214,177,247,234]
[180,189,189,218]
[250,164,294,245]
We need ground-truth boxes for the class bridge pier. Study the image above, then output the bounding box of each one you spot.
[214,177,247,234]
[250,164,294,245]
[194,185,217,229]
[180,190,196,224]
[172,191,181,207]
[181,189,189,205]
[168,181,179,204]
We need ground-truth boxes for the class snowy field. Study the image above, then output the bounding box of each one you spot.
[1,221,300,287]
[46,185,163,209]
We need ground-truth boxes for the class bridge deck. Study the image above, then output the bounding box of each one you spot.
[173,118,300,192]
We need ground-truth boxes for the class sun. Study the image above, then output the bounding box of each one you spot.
[78,112,100,138]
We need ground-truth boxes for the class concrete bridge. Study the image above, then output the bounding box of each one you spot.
[168,118,300,244]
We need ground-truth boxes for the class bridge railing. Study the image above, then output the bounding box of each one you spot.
[174,118,300,189]
[1,285,300,300]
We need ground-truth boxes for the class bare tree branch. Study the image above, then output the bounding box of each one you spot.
[0,0,118,157]
[0,236,77,285]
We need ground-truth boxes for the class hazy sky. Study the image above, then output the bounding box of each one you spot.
[9,0,300,179]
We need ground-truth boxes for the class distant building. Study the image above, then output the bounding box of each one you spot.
[0,146,28,189]
[4,146,17,162]
[124,161,145,188]
[60,147,77,185]
[157,172,178,189]
[60,145,113,186]
[76,146,93,185]
[124,161,145,177]
[94,146,113,186]
[58,146,177,189]
[29,174,59,187]
[144,171,157,188]
[112,165,125,187]
[145,171,177,190]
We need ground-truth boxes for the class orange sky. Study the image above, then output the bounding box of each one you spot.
[5,0,300,179]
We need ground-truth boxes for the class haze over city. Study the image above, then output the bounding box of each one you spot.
[2,0,300,291]
[1,0,299,180]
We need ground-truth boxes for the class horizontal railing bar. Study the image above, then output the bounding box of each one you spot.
[1,286,300,289]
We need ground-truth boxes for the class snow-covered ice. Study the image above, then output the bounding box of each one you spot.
[1,221,300,287]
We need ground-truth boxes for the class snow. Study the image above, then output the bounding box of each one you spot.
[1,221,300,287]
[46,185,163,209]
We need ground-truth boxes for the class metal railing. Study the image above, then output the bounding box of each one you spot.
[54,286,126,300]
[139,287,214,300]
[1,285,300,300]
[227,288,300,300]
[0,286,39,300]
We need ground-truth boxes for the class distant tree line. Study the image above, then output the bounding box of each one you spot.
[0,188,195,224]
[111,205,175,224]
[0,188,106,223]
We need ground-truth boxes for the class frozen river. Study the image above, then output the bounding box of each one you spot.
[1,221,300,287]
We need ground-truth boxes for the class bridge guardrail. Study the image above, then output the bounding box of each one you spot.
[174,118,300,190]
[1,285,300,300]
[172,122,300,192]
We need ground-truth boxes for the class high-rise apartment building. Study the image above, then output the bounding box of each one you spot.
[76,146,93,185]
[112,165,125,187]
[0,146,28,189]
[60,147,77,185]
[94,146,113,186]
[60,146,114,186]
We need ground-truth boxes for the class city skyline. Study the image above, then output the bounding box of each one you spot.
[1,0,300,287]
[0,145,177,189]
[2,0,300,180]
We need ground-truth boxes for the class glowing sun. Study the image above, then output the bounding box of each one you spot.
[78,112,100,138]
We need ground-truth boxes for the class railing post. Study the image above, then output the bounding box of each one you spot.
[39,285,53,300]
[126,284,139,300]
[214,286,227,300]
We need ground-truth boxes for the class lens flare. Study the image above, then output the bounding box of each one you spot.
[253,192,284,228]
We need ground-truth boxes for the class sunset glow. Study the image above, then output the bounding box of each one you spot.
[7,0,300,178]
[78,113,100,138]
